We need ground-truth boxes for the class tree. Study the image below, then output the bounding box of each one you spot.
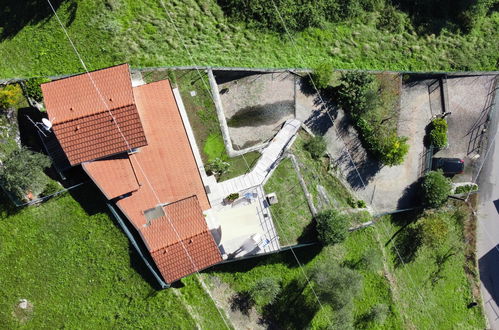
[311,63,334,89]
[250,277,280,306]
[315,209,350,245]
[304,135,327,159]
[206,157,230,177]
[0,148,51,200]
[422,170,452,208]
[429,118,448,149]
[337,72,375,116]
[0,84,23,109]
[309,260,362,310]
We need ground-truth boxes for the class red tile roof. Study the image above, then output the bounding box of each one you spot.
[151,231,222,283]
[83,154,139,200]
[42,64,147,165]
[82,79,220,283]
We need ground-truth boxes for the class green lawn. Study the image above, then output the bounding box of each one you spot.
[218,151,260,182]
[264,158,313,246]
[0,185,229,328]
[0,0,497,79]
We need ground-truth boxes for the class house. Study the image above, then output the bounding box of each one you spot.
[41,64,287,287]
[41,64,222,284]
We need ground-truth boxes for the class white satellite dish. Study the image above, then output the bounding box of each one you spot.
[41,118,53,130]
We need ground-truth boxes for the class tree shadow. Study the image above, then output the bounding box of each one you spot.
[344,157,382,190]
[0,0,76,40]
[391,225,422,267]
[393,0,478,34]
[397,178,423,210]
[296,219,318,244]
[262,278,317,329]
[230,291,253,316]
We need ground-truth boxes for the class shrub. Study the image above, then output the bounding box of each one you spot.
[337,72,375,117]
[0,148,51,200]
[417,212,449,247]
[24,77,50,103]
[429,118,448,149]
[422,170,452,208]
[356,200,366,208]
[0,84,23,109]
[206,157,230,176]
[454,184,478,194]
[249,277,280,306]
[378,135,409,166]
[226,192,239,201]
[311,63,334,89]
[309,259,362,310]
[304,135,327,159]
[315,209,350,245]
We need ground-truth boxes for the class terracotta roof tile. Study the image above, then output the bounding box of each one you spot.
[141,196,210,251]
[41,64,135,124]
[82,154,140,200]
[52,104,147,165]
[151,231,222,283]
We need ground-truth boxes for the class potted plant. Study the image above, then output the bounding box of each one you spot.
[224,192,240,204]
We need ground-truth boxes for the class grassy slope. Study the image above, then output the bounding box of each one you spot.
[0,186,228,328]
[292,132,353,208]
[264,158,313,246]
[377,206,485,328]
[0,0,498,78]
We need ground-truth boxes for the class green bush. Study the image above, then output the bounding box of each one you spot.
[417,211,449,247]
[0,84,23,109]
[206,157,230,176]
[454,184,478,194]
[309,258,362,311]
[429,118,448,149]
[422,170,452,208]
[311,63,334,89]
[249,277,280,306]
[0,148,51,200]
[356,200,367,208]
[378,135,410,166]
[226,192,239,201]
[23,77,50,103]
[315,209,350,245]
[304,135,327,159]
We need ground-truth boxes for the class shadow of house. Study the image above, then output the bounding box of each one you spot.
[479,246,499,308]
[0,0,76,40]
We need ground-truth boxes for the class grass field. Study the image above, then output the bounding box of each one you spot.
[0,0,497,79]
[0,185,229,328]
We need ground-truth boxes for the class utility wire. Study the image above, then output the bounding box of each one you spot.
[45,1,230,328]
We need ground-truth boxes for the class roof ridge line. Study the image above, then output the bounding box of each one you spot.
[53,103,137,125]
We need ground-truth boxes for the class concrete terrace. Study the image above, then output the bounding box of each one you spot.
[175,86,301,259]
